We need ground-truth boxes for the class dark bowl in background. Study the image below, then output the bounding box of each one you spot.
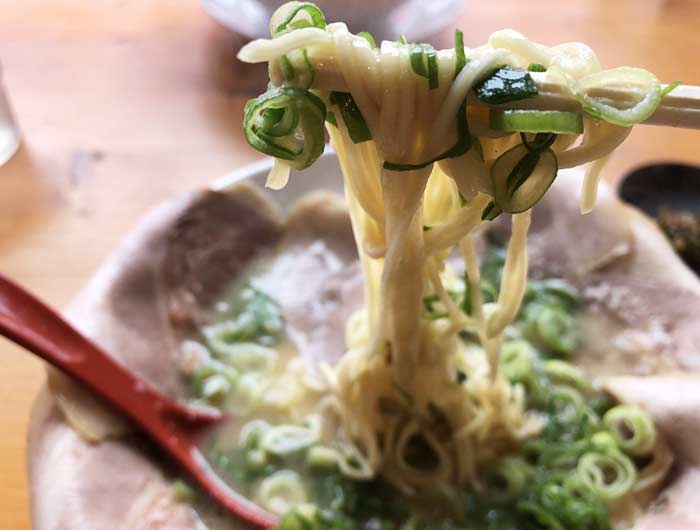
[618,162,700,273]
[618,162,700,217]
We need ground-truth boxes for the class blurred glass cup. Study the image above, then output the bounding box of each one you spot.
[0,64,20,167]
[203,0,464,42]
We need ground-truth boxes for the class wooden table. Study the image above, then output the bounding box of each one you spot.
[1,1,699,528]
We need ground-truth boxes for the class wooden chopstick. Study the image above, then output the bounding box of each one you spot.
[525,72,700,130]
[309,67,700,130]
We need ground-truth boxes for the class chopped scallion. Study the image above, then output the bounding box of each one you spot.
[455,29,467,77]
[326,111,337,127]
[409,44,439,90]
[280,55,295,81]
[574,66,661,126]
[358,31,378,49]
[660,80,681,99]
[491,143,558,213]
[272,2,326,37]
[474,66,538,104]
[481,200,502,221]
[329,91,373,143]
[490,110,583,134]
[244,87,326,170]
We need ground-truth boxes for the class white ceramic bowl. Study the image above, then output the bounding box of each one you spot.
[201,0,464,42]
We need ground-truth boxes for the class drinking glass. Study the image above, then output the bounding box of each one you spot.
[0,64,20,167]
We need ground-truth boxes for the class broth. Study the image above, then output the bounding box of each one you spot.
[176,247,647,530]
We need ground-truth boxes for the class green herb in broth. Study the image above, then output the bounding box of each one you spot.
[207,283,285,347]
[424,248,579,358]
[186,283,285,406]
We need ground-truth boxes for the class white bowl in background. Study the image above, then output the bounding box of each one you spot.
[201,0,464,42]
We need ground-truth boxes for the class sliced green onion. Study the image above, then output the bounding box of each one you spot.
[660,80,681,99]
[528,63,547,72]
[240,419,271,448]
[603,405,656,457]
[300,49,315,88]
[500,340,535,383]
[454,29,467,77]
[410,44,439,90]
[172,480,195,502]
[262,424,319,456]
[397,34,408,45]
[231,373,264,413]
[244,87,326,170]
[575,66,662,126]
[256,470,307,516]
[523,304,578,356]
[533,279,579,310]
[358,31,378,49]
[329,91,372,143]
[484,457,534,504]
[538,306,578,355]
[280,55,295,81]
[277,510,312,530]
[410,45,428,77]
[474,66,538,104]
[481,200,502,221]
[519,473,610,530]
[204,318,279,370]
[543,360,591,393]
[276,49,315,89]
[532,473,608,529]
[520,132,557,152]
[577,450,637,502]
[201,373,233,403]
[501,340,550,406]
[461,277,498,315]
[490,110,583,134]
[246,448,269,471]
[192,364,218,397]
[271,2,326,37]
[306,445,340,470]
[517,500,565,530]
[427,51,439,90]
[326,111,337,127]
[491,144,558,213]
[590,431,619,454]
[524,438,590,468]
[549,385,586,424]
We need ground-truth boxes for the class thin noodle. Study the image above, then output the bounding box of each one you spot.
[238,22,661,506]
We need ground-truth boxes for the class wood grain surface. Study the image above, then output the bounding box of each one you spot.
[1,1,699,528]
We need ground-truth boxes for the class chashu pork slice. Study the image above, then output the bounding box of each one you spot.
[497,170,700,528]
[28,183,360,530]
[522,171,700,378]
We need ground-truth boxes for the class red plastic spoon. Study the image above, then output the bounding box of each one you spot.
[0,273,277,529]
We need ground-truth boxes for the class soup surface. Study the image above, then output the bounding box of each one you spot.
[181,240,656,530]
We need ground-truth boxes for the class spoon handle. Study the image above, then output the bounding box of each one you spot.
[0,273,281,528]
[0,273,221,426]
